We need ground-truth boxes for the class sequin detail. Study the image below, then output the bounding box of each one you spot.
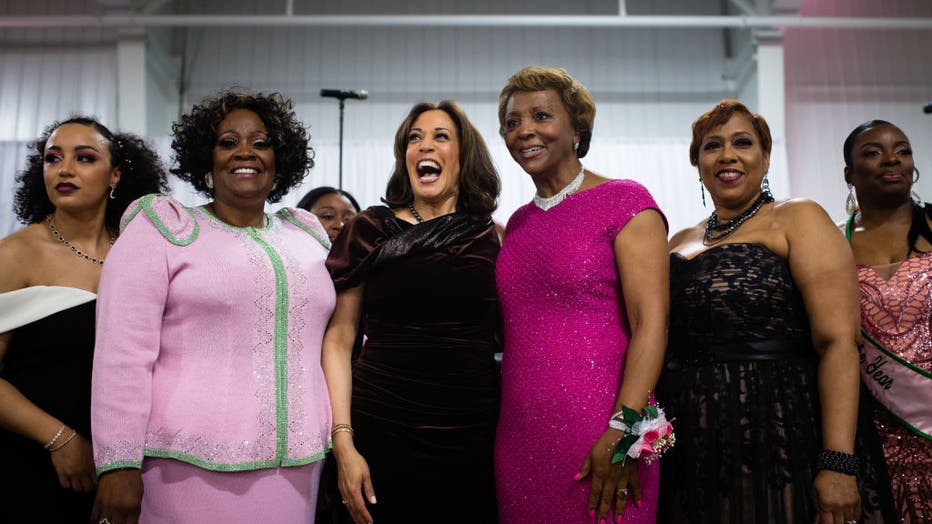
[96,207,334,473]
[495,179,664,523]
[858,253,932,522]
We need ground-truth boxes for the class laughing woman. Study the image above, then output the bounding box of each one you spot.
[0,117,166,522]
[322,101,502,524]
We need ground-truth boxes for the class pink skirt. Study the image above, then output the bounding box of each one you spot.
[140,458,324,524]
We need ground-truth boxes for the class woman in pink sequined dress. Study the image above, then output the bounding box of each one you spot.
[494,66,669,524]
[844,120,932,522]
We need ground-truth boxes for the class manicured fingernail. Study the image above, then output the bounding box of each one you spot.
[600,518,607,524]
[589,509,596,518]
[635,500,641,508]
[369,495,377,504]
[616,515,623,524]
[573,472,581,481]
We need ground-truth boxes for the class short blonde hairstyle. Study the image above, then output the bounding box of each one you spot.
[497,66,596,158]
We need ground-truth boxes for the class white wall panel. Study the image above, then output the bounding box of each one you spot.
[0,46,117,140]
[785,26,932,222]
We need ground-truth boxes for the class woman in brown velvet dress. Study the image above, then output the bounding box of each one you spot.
[321,100,502,524]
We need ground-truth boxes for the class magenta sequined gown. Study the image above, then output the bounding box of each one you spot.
[495,179,664,523]
[858,253,932,523]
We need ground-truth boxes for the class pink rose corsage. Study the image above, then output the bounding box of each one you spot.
[609,403,675,465]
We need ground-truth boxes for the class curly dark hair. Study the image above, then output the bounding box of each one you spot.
[13,116,169,233]
[171,90,314,203]
[384,100,500,217]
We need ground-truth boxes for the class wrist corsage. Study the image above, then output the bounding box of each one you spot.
[609,403,675,465]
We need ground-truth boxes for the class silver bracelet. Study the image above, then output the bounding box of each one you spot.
[43,424,67,450]
[608,410,629,432]
[49,429,78,452]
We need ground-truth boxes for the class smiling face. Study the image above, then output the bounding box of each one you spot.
[211,108,276,207]
[502,89,579,179]
[43,123,120,214]
[310,192,357,241]
[845,123,914,206]
[404,109,461,205]
[697,113,770,210]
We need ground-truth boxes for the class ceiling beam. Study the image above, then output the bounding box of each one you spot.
[0,14,929,30]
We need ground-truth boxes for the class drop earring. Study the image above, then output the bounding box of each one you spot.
[845,183,859,216]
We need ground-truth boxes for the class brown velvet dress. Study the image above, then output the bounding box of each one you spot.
[326,206,501,523]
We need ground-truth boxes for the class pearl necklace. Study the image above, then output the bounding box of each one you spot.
[534,165,585,211]
[47,215,114,265]
[703,190,774,245]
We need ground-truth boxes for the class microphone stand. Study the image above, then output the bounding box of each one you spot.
[338,97,346,190]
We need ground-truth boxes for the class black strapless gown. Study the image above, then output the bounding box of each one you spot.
[657,243,889,523]
[1,300,96,522]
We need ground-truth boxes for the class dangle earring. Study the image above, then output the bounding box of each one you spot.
[845,183,859,216]
[204,172,214,189]
[109,184,117,200]
[700,179,707,207]
[761,174,773,199]
[911,168,923,207]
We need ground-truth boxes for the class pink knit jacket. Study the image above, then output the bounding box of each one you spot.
[92,195,335,474]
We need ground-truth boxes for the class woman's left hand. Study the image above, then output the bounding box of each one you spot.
[812,470,860,523]
[577,428,641,523]
[48,431,97,493]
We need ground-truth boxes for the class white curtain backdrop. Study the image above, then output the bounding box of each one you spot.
[1,135,788,238]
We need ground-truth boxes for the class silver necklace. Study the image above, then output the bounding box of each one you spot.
[534,165,585,211]
[47,215,114,266]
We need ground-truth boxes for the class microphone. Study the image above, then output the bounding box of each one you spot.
[320,89,368,100]
[924,102,932,114]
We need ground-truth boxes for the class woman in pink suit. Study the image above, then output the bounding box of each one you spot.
[494,66,669,524]
[90,91,334,524]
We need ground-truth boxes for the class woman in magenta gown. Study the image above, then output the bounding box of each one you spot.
[494,66,669,523]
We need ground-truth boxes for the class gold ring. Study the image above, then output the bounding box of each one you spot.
[342,499,348,504]
[617,488,628,494]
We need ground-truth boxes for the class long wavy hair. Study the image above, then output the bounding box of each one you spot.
[383,100,500,217]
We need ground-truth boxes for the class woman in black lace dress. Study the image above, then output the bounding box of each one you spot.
[656,100,880,523]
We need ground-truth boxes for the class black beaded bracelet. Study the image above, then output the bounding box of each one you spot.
[816,450,860,476]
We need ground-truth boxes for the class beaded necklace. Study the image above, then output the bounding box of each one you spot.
[703,190,774,245]
[407,203,425,223]
[47,215,114,265]
[533,165,585,211]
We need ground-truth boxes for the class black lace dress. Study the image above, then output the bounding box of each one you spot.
[656,243,888,524]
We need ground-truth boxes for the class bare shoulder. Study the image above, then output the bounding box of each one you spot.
[668,222,705,252]
[772,198,831,220]
[772,198,838,232]
[0,224,45,292]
